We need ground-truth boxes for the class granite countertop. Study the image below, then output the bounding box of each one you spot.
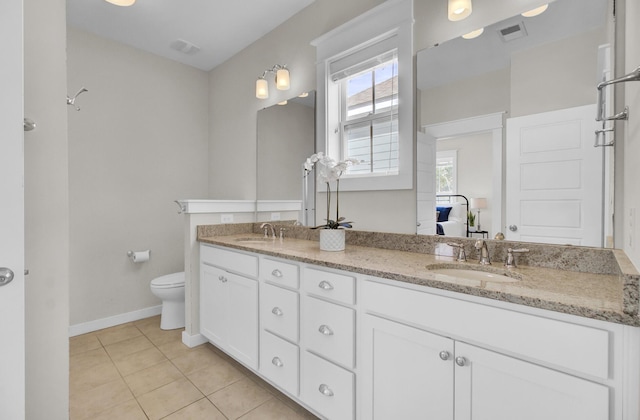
[197,224,640,327]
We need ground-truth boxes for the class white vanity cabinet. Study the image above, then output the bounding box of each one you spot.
[361,279,612,420]
[258,256,301,397]
[301,267,357,419]
[200,245,259,369]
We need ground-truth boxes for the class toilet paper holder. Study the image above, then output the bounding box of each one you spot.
[127,250,151,262]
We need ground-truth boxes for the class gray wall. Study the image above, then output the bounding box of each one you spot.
[24,0,69,417]
[67,28,209,326]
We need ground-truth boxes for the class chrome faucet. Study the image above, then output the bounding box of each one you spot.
[504,248,529,268]
[446,242,467,262]
[260,222,276,238]
[474,239,491,265]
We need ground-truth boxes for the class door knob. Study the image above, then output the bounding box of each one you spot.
[508,225,518,232]
[0,268,15,286]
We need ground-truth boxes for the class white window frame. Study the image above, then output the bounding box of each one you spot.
[311,0,413,191]
[436,150,458,195]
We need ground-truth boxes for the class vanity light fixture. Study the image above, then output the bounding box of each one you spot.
[448,0,472,21]
[256,64,290,99]
[277,100,288,106]
[521,4,548,17]
[104,0,135,6]
[298,92,309,98]
[462,28,484,39]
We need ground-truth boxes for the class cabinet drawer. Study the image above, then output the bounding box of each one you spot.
[301,351,354,420]
[261,257,299,289]
[261,283,299,342]
[201,244,258,278]
[260,330,299,397]
[363,280,610,379]
[303,266,355,305]
[303,296,355,368]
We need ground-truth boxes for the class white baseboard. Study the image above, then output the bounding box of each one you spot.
[69,305,162,337]
[182,331,208,348]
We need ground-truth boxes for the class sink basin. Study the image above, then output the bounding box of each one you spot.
[234,237,275,244]
[426,264,521,284]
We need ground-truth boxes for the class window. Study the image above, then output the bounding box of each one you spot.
[436,150,457,194]
[312,0,413,191]
[341,56,398,175]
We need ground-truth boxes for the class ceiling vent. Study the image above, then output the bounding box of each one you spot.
[498,22,528,42]
[170,39,201,55]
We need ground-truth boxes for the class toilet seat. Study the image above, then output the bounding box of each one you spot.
[151,272,185,289]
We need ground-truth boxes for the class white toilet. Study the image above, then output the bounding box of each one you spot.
[150,272,185,330]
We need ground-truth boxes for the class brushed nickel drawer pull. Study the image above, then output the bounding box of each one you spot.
[318,281,333,290]
[318,324,334,336]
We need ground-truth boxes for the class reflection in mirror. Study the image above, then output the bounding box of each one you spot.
[417,0,613,248]
[256,91,315,224]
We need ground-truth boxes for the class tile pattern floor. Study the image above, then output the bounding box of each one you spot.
[69,316,319,420]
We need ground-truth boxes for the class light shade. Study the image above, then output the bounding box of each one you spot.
[256,78,269,99]
[276,68,290,90]
[462,28,484,39]
[448,0,472,21]
[105,0,136,6]
[469,197,487,210]
[522,4,548,17]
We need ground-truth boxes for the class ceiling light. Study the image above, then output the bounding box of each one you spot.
[462,28,484,39]
[521,4,548,17]
[256,64,290,99]
[448,0,472,21]
[104,0,136,6]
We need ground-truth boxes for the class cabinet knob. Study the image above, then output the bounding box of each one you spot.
[272,357,284,367]
[455,356,467,367]
[439,350,450,361]
[271,307,283,316]
[318,383,334,397]
[318,324,334,336]
[218,275,228,283]
[318,280,334,290]
[271,269,283,278]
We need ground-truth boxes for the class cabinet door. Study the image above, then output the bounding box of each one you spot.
[454,342,609,420]
[200,264,227,345]
[361,315,454,420]
[226,272,259,369]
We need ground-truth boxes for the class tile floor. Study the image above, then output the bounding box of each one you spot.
[69,315,319,420]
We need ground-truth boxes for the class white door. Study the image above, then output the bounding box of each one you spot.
[361,315,454,420]
[0,0,25,418]
[416,131,437,235]
[506,105,603,246]
[454,342,608,420]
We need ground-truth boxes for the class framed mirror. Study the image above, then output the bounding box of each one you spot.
[417,0,614,247]
[256,91,316,224]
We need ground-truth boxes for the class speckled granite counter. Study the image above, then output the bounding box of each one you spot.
[197,223,640,327]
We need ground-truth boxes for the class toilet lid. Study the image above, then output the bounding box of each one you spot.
[151,272,185,288]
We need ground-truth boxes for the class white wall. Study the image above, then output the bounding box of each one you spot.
[24,0,69,417]
[67,28,209,326]
[205,0,424,234]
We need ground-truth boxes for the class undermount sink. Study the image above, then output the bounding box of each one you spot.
[427,265,521,283]
[234,237,275,244]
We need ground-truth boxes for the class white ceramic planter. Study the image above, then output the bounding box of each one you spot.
[319,229,346,251]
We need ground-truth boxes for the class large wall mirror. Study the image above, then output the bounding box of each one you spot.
[417,0,614,248]
[256,92,316,223]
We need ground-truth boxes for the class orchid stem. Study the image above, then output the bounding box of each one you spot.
[326,182,331,227]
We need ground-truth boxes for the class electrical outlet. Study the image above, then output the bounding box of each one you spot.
[271,212,281,221]
[221,214,234,223]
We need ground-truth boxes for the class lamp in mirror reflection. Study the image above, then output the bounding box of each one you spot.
[522,4,549,17]
[462,28,484,39]
[256,64,290,99]
[469,197,487,231]
[104,0,135,6]
[448,0,472,21]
